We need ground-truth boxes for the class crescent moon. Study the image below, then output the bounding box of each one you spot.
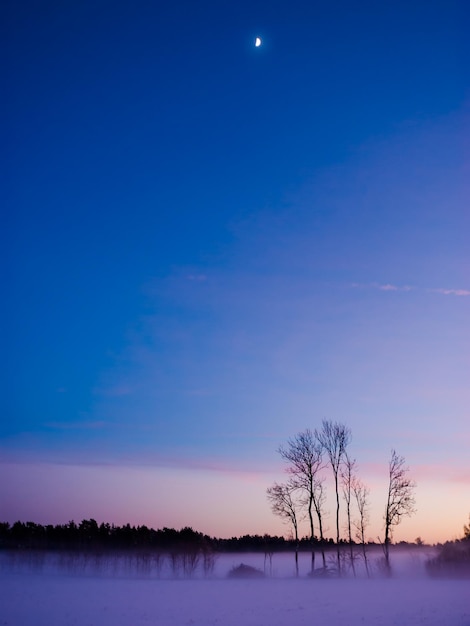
[255,37,262,47]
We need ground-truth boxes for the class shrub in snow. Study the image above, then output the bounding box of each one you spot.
[426,540,470,578]
[227,563,265,579]
[308,566,333,578]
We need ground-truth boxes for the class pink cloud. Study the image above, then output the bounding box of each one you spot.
[373,283,413,292]
[350,282,414,292]
[143,453,278,480]
[430,288,470,297]
[360,459,470,486]
[378,283,399,291]
[413,463,470,484]
[351,282,469,296]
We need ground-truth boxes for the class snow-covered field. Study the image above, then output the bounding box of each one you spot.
[1,551,469,625]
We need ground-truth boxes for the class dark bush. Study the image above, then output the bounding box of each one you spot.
[426,540,470,578]
[227,563,265,579]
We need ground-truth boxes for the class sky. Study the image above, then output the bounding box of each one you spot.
[2,0,469,544]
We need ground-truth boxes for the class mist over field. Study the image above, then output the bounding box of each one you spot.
[2,548,470,625]
[0,544,436,579]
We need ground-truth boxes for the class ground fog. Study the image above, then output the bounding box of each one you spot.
[1,550,469,626]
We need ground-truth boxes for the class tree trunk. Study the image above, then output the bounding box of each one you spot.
[334,472,341,574]
[346,499,356,577]
[318,516,326,568]
[384,522,391,573]
[308,494,315,572]
[294,518,299,577]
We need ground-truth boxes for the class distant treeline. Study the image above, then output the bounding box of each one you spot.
[0,520,383,552]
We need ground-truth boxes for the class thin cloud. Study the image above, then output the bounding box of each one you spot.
[429,288,470,297]
[185,388,213,397]
[351,282,414,292]
[377,283,399,291]
[94,385,135,397]
[351,283,469,296]
[1,451,276,479]
[187,274,207,282]
[360,460,470,485]
[376,283,413,292]
[45,421,108,430]
[413,463,470,485]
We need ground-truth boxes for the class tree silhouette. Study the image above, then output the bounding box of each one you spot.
[311,477,328,567]
[267,481,301,575]
[352,476,370,577]
[341,453,357,576]
[384,449,416,571]
[278,429,323,572]
[316,419,351,573]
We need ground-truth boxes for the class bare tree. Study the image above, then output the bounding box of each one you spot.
[341,453,357,576]
[266,482,300,542]
[278,429,323,572]
[266,482,301,576]
[316,419,351,572]
[311,478,328,567]
[384,449,416,571]
[352,477,370,577]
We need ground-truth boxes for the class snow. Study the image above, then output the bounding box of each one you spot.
[1,551,469,625]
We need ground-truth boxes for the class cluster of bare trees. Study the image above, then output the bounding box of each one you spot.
[267,419,416,576]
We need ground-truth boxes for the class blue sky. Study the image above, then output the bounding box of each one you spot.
[2,0,469,541]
